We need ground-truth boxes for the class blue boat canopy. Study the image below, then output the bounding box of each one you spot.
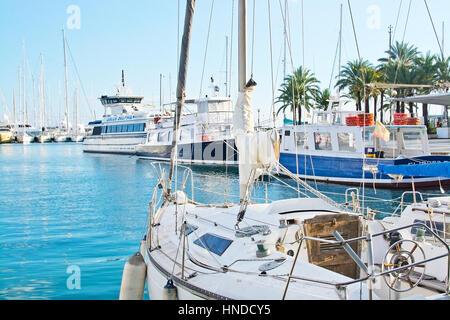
[378,161,450,178]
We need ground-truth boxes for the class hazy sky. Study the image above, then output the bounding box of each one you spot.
[1,0,449,126]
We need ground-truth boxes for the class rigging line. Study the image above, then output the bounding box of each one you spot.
[401,0,412,43]
[199,0,215,98]
[392,0,403,44]
[65,39,95,119]
[424,0,445,59]
[328,31,341,91]
[393,0,412,86]
[347,0,361,61]
[267,0,276,127]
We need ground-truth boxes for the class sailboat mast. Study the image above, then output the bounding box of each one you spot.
[238,0,247,92]
[18,67,21,131]
[168,0,196,196]
[23,41,27,126]
[63,29,69,133]
[12,90,16,132]
[74,88,78,135]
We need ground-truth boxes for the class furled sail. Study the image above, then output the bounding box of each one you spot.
[233,79,280,200]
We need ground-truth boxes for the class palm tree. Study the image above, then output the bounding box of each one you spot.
[378,41,421,113]
[335,59,373,111]
[315,88,331,111]
[415,52,438,129]
[276,66,321,124]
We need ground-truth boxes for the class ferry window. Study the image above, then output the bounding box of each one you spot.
[402,131,422,150]
[101,126,106,134]
[92,126,102,136]
[127,124,133,132]
[112,99,119,104]
[314,132,332,151]
[114,125,119,133]
[338,133,356,152]
[295,132,309,150]
[122,125,127,132]
[193,233,233,256]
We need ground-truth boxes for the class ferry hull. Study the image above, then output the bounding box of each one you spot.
[83,133,147,155]
[136,139,238,166]
[280,153,450,189]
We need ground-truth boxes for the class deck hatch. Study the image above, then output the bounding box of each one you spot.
[194,233,233,256]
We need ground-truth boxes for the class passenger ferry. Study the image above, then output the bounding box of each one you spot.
[279,107,450,188]
[136,87,238,165]
[83,73,170,155]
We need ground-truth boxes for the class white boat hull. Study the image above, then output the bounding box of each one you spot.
[83,134,147,155]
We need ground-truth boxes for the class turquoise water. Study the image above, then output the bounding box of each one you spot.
[0,143,448,300]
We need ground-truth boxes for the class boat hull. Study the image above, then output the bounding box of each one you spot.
[0,133,14,144]
[83,133,147,155]
[136,139,238,166]
[279,153,450,188]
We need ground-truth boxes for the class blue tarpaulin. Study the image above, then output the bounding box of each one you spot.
[378,162,450,178]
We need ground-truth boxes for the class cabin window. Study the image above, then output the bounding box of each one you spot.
[92,126,102,136]
[402,131,422,150]
[338,133,356,152]
[285,130,291,137]
[101,126,106,134]
[193,233,233,256]
[127,124,133,132]
[314,132,332,151]
[363,130,375,148]
[295,132,309,150]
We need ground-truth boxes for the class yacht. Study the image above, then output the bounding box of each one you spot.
[136,85,238,166]
[0,123,14,144]
[83,72,169,155]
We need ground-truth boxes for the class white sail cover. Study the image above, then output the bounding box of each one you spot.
[233,85,280,200]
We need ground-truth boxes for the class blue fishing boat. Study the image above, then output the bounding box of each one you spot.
[279,109,450,189]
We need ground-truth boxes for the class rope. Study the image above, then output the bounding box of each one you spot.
[267,0,276,128]
[347,0,361,61]
[423,0,445,59]
[199,0,215,98]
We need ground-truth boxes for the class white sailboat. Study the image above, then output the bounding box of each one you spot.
[54,29,72,143]
[119,0,450,301]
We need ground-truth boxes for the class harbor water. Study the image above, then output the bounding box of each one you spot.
[1,143,448,300]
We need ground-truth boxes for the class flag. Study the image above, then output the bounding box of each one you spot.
[373,120,390,142]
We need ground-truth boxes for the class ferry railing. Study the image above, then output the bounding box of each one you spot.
[282,223,450,300]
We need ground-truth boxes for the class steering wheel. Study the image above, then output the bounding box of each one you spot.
[381,239,426,293]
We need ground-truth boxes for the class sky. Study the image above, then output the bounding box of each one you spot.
[1,0,449,127]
